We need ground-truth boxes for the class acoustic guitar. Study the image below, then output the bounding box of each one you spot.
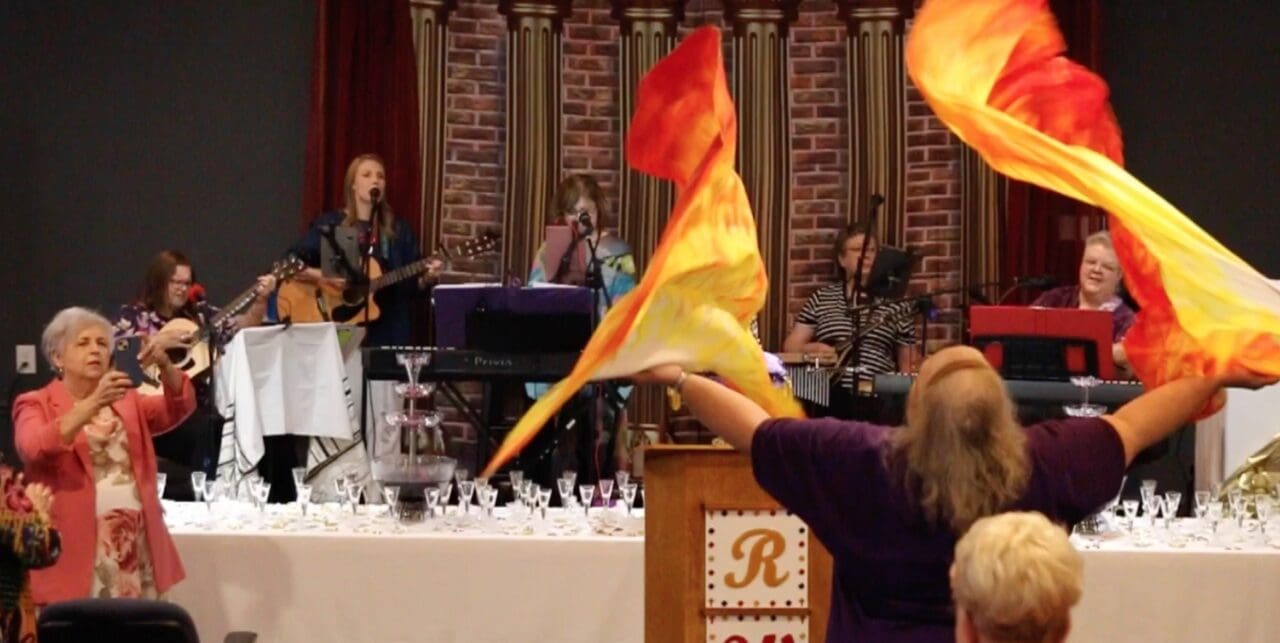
[276,232,500,325]
[131,256,305,395]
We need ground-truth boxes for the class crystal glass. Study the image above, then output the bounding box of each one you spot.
[578,484,595,517]
[296,483,312,517]
[621,482,638,517]
[614,470,630,491]
[509,470,525,492]
[254,482,272,514]
[1064,375,1106,417]
[345,482,364,514]
[561,469,578,490]
[458,480,476,514]
[1257,496,1274,537]
[536,487,552,520]
[475,476,489,491]
[334,476,350,511]
[1229,490,1247,526]
[291,467,307,490]
[454,468,472,484]
[557,478,575,508]
[1121,499,1139,533]
[425,487,442,519]
[156,472,167,500]
[483,486,499,518]
[598,479,615,509]
[1193,490,1212,518]
[382,486,400,519]
[1163,491,1182,528]
[205,480,224,505]
[436,481,452,513]
[191,471,207,504]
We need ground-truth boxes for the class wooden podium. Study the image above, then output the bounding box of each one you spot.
[644,445,833,642]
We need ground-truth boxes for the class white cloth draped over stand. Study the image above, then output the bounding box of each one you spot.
[213,323,371,495]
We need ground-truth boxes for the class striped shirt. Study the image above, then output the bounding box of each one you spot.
[795,283,917,383]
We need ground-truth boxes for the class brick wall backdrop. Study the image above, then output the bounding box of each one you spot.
[787,3,849,321]
[432,1,966,449]
[436,0,965,346]
[562,2,622,223]
[442,0,506,279]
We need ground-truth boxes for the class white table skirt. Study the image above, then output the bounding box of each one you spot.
[167,504,643,643]
[166,505,1280,643]
[1072,545,1280,642]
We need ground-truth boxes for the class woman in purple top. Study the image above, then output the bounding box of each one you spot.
[1032,231,1136,370]
[635,346,1272,643]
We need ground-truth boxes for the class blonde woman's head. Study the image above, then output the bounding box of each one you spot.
[951,511,1083,643]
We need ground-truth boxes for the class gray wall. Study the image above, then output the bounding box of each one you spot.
[0,1,313,386]
[1103,0,1280,276]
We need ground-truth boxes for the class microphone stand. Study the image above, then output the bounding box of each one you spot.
[843,195,882,418]
[581,224,614,486]
[360,199,381,330]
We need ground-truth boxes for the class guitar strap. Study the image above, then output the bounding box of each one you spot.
[321,224,364,282]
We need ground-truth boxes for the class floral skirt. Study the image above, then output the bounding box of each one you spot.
[92,509,158,599]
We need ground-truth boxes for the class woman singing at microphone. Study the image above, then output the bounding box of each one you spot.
[526,175,637,486]
[529,175,636,316]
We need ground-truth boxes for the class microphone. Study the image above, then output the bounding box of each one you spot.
[967,285,992,305]
[575,210,593,234]
[367,187,383,250]
[1016,274,1057,289]
[187,283,207,304]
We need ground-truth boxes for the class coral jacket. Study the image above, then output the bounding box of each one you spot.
[11,376,194,603]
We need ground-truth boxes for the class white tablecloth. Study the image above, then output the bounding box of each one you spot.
[165,503,1280,643]
[166,502,643,643]
[1069,527,1280,643]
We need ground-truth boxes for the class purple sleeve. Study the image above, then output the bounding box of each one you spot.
[1031,286,1075,308]
[1023,416,1126,524]
[751,418,886,539]
[1112,304,1136,342]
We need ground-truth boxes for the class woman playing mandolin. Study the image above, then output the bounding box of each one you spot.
[112,250,277,499]
[782,221,917,419]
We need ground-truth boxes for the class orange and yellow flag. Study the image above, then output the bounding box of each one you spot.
[907,0,1280,413]
[481,27,803,477]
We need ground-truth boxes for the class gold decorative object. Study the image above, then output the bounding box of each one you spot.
[1221,434,1280,498]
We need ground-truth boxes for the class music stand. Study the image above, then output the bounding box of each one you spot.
[969,306,1115,381]
[867,245,912,299]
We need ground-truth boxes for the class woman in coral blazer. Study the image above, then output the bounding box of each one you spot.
[12,307,194,604]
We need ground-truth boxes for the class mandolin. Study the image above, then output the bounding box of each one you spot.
[276,231,500,325]
[134,256,305,395]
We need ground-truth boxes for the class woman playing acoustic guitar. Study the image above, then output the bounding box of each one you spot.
[288,153,441,347]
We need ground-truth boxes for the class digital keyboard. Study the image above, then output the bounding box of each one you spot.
[872,373,1144,406]
[363,346,579,382]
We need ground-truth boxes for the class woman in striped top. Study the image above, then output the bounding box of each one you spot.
[783,223,917,416]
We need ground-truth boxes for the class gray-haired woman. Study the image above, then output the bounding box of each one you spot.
[11,307,194,604]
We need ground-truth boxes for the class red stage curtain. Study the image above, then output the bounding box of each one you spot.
[1001,0,1106,299]
[301,0,421,236]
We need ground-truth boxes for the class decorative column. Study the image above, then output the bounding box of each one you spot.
[611,0,686,447]
[723,0,799,351]
[410,0,458,257]
[960,146,1003,338]
[836,0,910,246]
[499,0,573,280]
[613,0,684,276]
